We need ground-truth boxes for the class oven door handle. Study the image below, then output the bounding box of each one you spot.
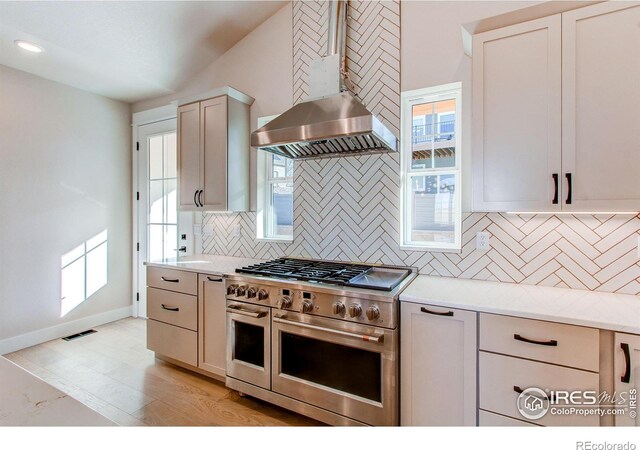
[273,316,384,344]
[227,306,267,319]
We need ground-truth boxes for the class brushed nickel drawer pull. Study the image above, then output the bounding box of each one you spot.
[420,306,454,317]
[161,304,179,312]
[514,334,558,347]
[161,277,179,283]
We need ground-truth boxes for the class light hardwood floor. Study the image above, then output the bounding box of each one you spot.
[4,318,321,426]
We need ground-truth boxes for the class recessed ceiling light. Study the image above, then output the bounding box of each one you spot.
[14,40,43,53]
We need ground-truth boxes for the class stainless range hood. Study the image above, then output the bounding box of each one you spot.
[251,1,398,160]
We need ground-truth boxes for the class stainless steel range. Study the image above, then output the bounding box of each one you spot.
[224,257,416,426]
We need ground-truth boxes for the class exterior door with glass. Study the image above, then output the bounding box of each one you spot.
[137,119,179,317]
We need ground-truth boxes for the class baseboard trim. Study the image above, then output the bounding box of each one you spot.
[0,306,133,355]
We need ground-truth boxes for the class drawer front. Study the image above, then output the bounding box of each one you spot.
[147,287,197,331]
[479,351,599,426]
[147,266,198,295]
[479,410,538,427]
[147,319,197,366]
[480,313,599,371]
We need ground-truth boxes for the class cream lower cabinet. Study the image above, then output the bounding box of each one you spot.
[401,302,477,426]
[198,274,227,378]
[614,333,640,426]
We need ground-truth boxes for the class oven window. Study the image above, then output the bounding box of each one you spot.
[234,321,264,368]
[280,332,382,402]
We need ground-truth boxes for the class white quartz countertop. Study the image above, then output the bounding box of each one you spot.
[0,357,115,426]
[145,254,266,276]
[400,275,640,334]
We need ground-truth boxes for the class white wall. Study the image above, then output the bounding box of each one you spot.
[132,2,293,211]
[402,1,539,211]
[0,64,132,349]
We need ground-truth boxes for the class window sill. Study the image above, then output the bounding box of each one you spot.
[256,237,293,244]
[399,244,462,254]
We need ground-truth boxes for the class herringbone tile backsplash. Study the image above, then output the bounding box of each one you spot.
[202,1,640,295]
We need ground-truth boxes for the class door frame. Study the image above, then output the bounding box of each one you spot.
[132,105,178,318]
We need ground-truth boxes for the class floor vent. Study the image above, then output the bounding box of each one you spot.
[62,329,97,341]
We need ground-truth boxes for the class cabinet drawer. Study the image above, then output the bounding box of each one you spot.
[147,287,197,331]
[480,313,599,371]
[147,319,197,367]
[479,410,538,427]
[147,266,198,295]
[479,351,599,426]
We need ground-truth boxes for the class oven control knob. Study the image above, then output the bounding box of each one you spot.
[332,302,346,315]
[301,300,314,314]
[366,306,380,321]
[246,287,257,298]
[278,296,292,309]
[348,304,362,318]
[236,286,247,297]
[258,289,269,301]
[227,284,239,295]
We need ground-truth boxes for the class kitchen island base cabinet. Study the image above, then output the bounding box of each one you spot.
[198,275,227,378]
[401,302,477,426]
[614,333,640,426]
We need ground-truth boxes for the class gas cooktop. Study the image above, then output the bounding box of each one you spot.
[235,257,413,291]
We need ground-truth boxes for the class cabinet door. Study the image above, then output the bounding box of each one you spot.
[472,15,562,212]
[562,2,640,212]
[200,96,228,211]
[614,333,640,426]
[198,274,227,378]
[177,103,201,210]
[401,302,477,426]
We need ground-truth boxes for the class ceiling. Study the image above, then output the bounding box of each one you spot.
[0,1,287,103]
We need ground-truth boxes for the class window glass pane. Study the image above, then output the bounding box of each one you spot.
[86,242,107,298]
[149,135,163,179]
[270,182,293,237]
[272,154,291,179]
[164,179,177,224]
[148,224,163,262]
[412,99,456,170]
[410,174,456,245]
[163,133,177,178]
[149,180,163,223]
[163,225,177,260]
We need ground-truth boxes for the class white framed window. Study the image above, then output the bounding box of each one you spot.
[256,115,294,241]
[400,82,462,251]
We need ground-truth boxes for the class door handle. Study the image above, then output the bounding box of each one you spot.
[621,342,631,383]
[514,334,558,347]
[198,190,203,207]
[174,246,187,252]
[273,315,384,344]
[565,173,572,205]
[420,306,454,317]
[160,276,179,283]
[194,190,199,207]
[552,173,559,204]
[207,276,224,282]
[227,306,267,318]
[161,304,179,312]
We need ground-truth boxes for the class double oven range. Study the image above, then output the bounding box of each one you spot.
[224,258,416,426]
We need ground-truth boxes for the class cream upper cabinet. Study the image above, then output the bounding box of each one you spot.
[177,90,251,212]
[472,15,562,212]
[561,2,640,212]
[614,332,640,426]
[177,103,201,209]
[401,302,477,426]
[473,3,640,212]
